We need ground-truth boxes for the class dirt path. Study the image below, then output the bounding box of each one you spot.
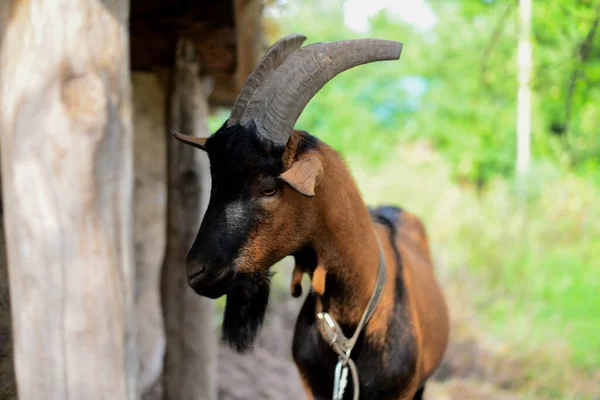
[425,379,521,400]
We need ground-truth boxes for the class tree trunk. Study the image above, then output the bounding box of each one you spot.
[161,38,217,400]
[0,1,137,399]
[133,73,168,400]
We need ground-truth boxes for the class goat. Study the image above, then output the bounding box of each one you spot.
[172,34,450,400]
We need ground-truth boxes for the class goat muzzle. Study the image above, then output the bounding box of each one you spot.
[187,265,236,299]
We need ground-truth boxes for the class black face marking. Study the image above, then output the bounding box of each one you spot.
[185,124,284,297]
[185,126,322,351]
[184,123,287,351]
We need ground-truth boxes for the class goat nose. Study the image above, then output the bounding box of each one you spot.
[187,262,206,280]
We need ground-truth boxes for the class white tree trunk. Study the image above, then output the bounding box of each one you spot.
[161,38,217,400]
[516,0,532,177]
[0,1,137,399]
[133,73,168,399]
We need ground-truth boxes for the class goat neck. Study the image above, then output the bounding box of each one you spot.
[294,133,383,329]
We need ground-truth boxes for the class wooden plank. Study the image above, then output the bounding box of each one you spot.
[161,38,217,400]
[0,1,137,399]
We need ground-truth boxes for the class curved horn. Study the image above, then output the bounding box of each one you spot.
[240,39,403,146]
[227,33,307,126]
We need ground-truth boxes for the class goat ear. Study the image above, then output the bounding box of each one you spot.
[279,157,324,197]
[170,129,208,151]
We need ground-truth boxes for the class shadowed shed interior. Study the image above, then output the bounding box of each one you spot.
[130,0,264,107]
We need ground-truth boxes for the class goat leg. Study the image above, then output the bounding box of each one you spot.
[291,264,304,297]
[311,265,326,296]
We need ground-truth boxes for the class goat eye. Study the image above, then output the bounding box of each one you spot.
[259,187,278,197]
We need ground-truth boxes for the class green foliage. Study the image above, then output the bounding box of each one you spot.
[268,0,600,186]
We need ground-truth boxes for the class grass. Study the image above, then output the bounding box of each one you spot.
[350,140,600,398]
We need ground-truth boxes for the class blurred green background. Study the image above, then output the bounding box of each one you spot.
[211,0,600,398]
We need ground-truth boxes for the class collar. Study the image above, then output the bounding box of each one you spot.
[315,234,387,400]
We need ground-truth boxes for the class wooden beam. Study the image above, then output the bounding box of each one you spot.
[0,1,137,399]
[161,38,217,400]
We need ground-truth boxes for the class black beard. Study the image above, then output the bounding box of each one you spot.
[221,272,271,353]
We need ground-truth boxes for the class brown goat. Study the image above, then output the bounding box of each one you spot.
[172,34,449,399]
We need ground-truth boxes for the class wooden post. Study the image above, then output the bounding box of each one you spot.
[161,39,217,400]
[132,73,168,399]
[234,0,264,90]
[0,1,137,399]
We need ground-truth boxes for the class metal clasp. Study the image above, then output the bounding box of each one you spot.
[317,312,338,344]
[317,311,335,328]
[332,356,349,400]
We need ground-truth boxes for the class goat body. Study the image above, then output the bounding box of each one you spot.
[288,131,449,400]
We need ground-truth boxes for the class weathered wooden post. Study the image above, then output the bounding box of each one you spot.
[0,1,137,399]
[234,0,264,89]
[161,38,217,400]
[133,72,168,399]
